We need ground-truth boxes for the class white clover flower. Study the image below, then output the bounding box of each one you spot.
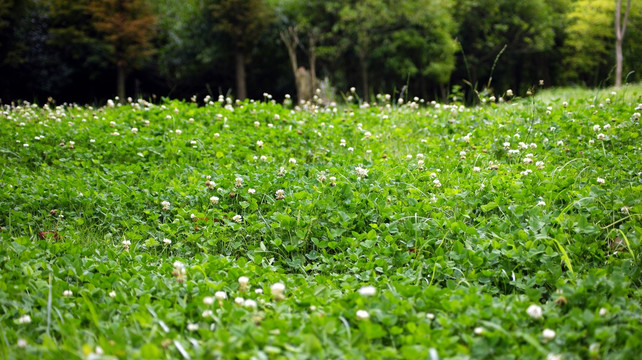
[63,290,73,297]
[433,179,442,188]
[350,87,356,93]
[288,158,297,164]
[599,307,608,316]
[416,153,425,159]
[473,166,481,172]
[597,177,605,185]
[426,313,435,320]
[187,323,198,331]
[603,123,611,130]
[524,157,533,164]
[256,140,263,148]
[542,328,556,340]
[17,315,31,324]
[90,139,95,143]
[243,299,257,309]
[173,261,184,271]
[175,129,182,135]
[202,310,213,318]
[597,133,605,140]
[210,196,219,205]
[238,276,249,290]
[278,166,286,177]
[506,89,513,97]
[546,354,562,360]
[356,310,370,320]
[215,291,227,301]
[329,176,337,186]
[537,201,546,206]
[255,289,263,294]
[109,121,116,127]
[233,214,242,223]
[530,143,537,149]
[526,304,543,319]
[254,121,260,127]
[621,206,630,214]
[536,161,545,169]
[271,282,286,300]
[406,154,413,159]
[358,286,376,296]
[593,124,601,132]
[234,297,244,305]
[562,101,568,108]
[235,177,243,188]
[355,166,369,179]
[347,147,354,152]
[190,213,196,219]
[317,172,327,182]
[203,296,215,305]
[260,155,267,161]
[474,327,484,335]
[131,127,138,134]
[248,188,256,194]
[340,139,346,147]
[503,142,511,149]
[267,123,273,128]
[109,291,116,298]
[161,201,170,211]
[275,189,285,200]
[17,338,27,348]
[162,238,172,246]
[214,133,220,138]
[557,140,564,146]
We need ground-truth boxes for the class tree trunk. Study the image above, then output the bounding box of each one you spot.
[615,0,631,87]
[358,51,369,101]
[235,50,247,100]
[309,32,317,93]
[280,27,300,101]
[117,65,126,103]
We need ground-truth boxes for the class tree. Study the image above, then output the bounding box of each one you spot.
[615,0,631,87]
[88,0,156,102]
[210,0,274,100]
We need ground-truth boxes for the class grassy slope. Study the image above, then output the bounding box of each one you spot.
[0,86,641,359]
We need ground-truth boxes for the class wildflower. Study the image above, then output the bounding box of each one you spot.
[506,89,513,97]
[215,291,227,305]
[278,167,286,177]
[536,161,545,169]
[524,157,533,164]
[289,158,296,164]
[122,239,131,251]
[202,310,213,318]
[233,214,242,223]
[234,297,244,305]
[317,171,327,182]
[597,177,605,185]
[426,313,435,320]
[355,166,369,179]
[17,339,27,348]
[210,196,219,204]
[187,323,198,331]
[542,329,556,340]
[190,214,196,220]
[17,315,31,324]
[546,354,561,360]
[340,139,346,147]
[329,176,337,187]
[205,179,215,190]
[358,286,376,296]
[347,147,354,152]
[63,290,73,297]
[407,154,413,160]
[416,153,425,159]
[597,133,605,140]
[175,129,182,135]
[603,123,611,130]
[356,310,370,320]
[235,177,243,188]
[433,179,442,188]
[621,206,630,214]
[562,101,568,108]
[131,127,138,134]
[473,166,481,172]
[593,124,601,132]
[203,296,215,305]
[599,307,608,316]
[238,276,250,291]
[254,121,260,127]
[260,155,267,161]
[255,289,263,294]
[256,140,263,148]
[275,189,285,200]
[503,142,511,149]
[474,327,484,335]
[248,188,256,194]
[526,304,543,319]
[271,282,286,301]
[172,261,186,283]
[556,140,564,146]
[243,299,257,309]
[459,150,466,159]
[417,160,425,171]
[161,201,170,211]
[109,291,116,298]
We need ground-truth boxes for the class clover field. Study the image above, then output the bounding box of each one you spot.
[1,87,642,359]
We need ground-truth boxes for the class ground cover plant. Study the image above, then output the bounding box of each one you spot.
[1,86,641,359]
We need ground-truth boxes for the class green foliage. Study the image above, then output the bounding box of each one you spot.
[1,86,641,357]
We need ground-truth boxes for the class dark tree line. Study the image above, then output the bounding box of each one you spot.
[0,0,640,104]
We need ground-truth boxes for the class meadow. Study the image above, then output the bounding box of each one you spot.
[1,86,641,359]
